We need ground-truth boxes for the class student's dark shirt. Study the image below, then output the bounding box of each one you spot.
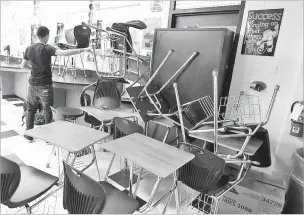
[23,43,57,86]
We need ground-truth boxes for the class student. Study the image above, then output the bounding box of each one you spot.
[21,26,90,141]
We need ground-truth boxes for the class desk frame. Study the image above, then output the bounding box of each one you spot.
[104,153,181,214]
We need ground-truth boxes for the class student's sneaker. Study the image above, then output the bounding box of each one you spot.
[24,135,33,142]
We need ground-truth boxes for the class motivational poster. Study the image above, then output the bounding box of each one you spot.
[241,9,284,56]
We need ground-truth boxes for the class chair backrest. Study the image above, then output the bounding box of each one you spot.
[249,126,271,168]
[50,106,65,121]
[178,146,225,193]
[111,23,133,54]
[92,78,122,110]
[0,157,21,204]
[63,161,106,214]
[74,25,91,48]
[65,28,76,45]
[125,20,147,30]
[113,117,143,140]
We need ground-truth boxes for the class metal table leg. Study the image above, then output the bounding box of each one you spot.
[133,167,143,199]
[129,161,134,196]
[57,146,61,179]
[104,153,116,181]
[92,145,101,181]
[173,171,180,214]
[46,145,56,168]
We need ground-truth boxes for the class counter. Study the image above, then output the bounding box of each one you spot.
[0,55,149,108]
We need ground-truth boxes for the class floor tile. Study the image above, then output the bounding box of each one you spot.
[1,130,19,139]
[109,169,138,188]
[123,189,147,208]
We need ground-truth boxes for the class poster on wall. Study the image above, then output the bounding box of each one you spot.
[241,9,284,56]
[31,24,40,44]
[142,17,162,50]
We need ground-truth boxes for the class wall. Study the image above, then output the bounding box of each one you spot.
[0,1,170,57]
[230,1,303,175]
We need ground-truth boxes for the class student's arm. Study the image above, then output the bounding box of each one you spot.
[47,45,91,57]
[56,47,91,56]
[20,48,32,70]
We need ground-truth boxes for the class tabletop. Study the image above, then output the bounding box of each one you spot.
[102,133,194,178]
[80,106,139,122]
[24,121,109,153]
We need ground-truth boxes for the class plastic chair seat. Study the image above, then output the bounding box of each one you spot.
[206,174,231,196]
[56,106,84,119]
[8,166,58,208]
[124,20,147,30]
[98,181,140,214]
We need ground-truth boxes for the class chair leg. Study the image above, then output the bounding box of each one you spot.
[46,145,56,168]
[79,53,86,78]
[26,205,32,214]
[163,127,170,143]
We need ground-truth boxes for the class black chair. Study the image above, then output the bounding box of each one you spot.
[92,78,128,110]
[111,20,146,55]
[178,146,226,193]
[63,161,140,214]
[113,117,144,139]
[0,155,59,213]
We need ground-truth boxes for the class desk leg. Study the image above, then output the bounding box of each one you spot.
[46,145,56,168]
[57,146,61,179]
[138,177,162,213]
[173,171,180,214]
[92,145,101,181]
[133,167,143,199]
[129,162,134,196]
[162,181,175,214]
[104,153,116,181]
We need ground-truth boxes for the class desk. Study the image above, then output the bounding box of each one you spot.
[25,121,109,180]
[103,133,194,213]
[80,106,140,133]
[80,106,138,122]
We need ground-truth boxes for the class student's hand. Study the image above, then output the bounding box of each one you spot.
[83,47,92,53]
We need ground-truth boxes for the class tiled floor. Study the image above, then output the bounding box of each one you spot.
[0,98,199,214]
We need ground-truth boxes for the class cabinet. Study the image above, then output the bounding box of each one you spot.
[151,28,234,107]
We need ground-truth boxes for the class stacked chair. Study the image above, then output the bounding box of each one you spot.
[53,25,91,79]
